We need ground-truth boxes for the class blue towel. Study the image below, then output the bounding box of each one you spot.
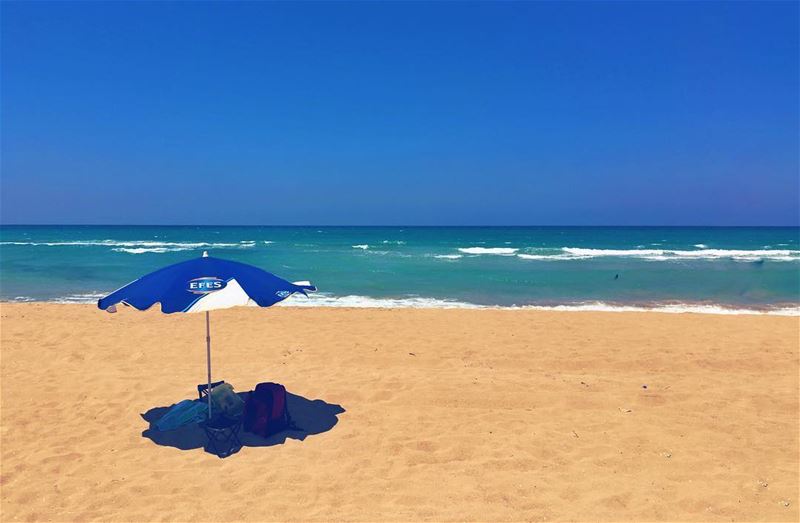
[155,399,208,431]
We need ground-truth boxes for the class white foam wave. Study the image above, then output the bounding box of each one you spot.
[514,302,800,316]
[52,292,107,304]
[352,244,369,250]
[517,253,575,260]
[458,247,519,255]
[278,293,482,309]
[263,241,274,245]
[8,293,799,316]
[434,254,463,260]
[514,247,799,262]
[112,247,194,254]
[382,240,406,245]
[275,294,799,315]
[0,239,257,250]
[564,247,799,261]
[694,244,708,248]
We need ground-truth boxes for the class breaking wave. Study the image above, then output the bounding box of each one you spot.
[514,302,800,316]
[7,293,798,316]
[514,247,799,262]
[113,247,193,254]
[517,253,574,260]
[274,294,800,315]
[458,247,519,255]
[51,292,107,304]
[279,293,482,309]
[0,239,257,254]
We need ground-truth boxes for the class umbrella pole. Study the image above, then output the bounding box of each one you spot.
[206,311,212,418]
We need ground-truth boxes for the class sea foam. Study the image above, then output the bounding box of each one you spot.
[458,247,519,255]
[276,294,799,315]
[52,292,108,303]
[278,293,482,309]
[112,247,194,254]
[13,292,798,316]
[563,247,799,261]
[513,247,800,262]
[514,302,800,316]
[0,239,257,253]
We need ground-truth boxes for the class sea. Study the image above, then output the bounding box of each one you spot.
[1,226,798,315]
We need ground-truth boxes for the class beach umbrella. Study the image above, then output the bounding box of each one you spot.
[97,252,316,417]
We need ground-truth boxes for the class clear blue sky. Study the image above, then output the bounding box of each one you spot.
[1,1,797,225]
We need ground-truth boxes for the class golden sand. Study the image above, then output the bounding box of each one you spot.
[1,303,798,522]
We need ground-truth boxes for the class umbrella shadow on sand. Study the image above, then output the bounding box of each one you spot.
[141,391,345,454]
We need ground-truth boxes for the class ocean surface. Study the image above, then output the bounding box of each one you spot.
[1,226,798,314]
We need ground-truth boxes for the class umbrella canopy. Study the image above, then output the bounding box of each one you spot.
[98,252,315,313]
[97,252,316,417]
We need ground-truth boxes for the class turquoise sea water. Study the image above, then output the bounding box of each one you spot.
[0,226,798,313]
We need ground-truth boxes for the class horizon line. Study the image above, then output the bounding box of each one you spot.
[1,223,799,228]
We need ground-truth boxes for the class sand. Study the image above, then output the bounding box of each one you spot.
[0,303,798,522]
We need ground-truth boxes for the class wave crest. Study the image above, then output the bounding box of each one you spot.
[12,293,799,316]
[458,247,518,255]
[514,247,800,262]
[276,294,799,315]
[279,293,482,309]
[1,239,257,251]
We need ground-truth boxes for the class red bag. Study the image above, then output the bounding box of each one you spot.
[243,383,290,437]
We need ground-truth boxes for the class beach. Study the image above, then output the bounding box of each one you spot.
[0,304,797,522]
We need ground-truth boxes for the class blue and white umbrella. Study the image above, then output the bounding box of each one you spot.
[97,251,316,416]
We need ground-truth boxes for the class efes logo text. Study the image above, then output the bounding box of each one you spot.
[187,277,227,294]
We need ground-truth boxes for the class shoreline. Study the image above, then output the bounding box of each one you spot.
[3,298,799,316]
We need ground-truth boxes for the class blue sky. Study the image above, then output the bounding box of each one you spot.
[1,1,797,225]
